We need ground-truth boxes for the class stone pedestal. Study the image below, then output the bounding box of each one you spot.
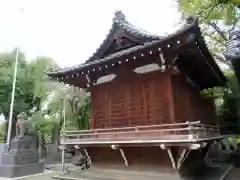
[0,135,44,178]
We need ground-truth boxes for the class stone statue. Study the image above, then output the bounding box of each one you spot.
[0,112,44,178]
[224,30,240,123]
[224,29,240,86]
[16,112,33,138]
[224,30,240,65]
[72,145,90,170]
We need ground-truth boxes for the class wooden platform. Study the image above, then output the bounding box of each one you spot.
[62,121,222,147]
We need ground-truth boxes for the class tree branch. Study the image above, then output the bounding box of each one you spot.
[230,16,240,32]
[203,32,226,46]
[200,3,219,22]
[212,51,233,69]
[208,22,228,41]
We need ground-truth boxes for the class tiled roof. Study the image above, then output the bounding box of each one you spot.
[47,41,159,75]
[86,10,161,63]
[46,15,227,89]
[47,15,196,76]
[113,11,160,39]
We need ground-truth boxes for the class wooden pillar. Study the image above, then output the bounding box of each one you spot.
[90,115,94,129]
[167,72,175,123]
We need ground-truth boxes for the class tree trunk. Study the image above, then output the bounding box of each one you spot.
[4,113,17,143]
[51,123,60,145]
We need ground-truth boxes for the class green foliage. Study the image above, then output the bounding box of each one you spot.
[178,0,240,69]
[0,49,90,143]
[201,72,240,121]
[0,50,57,117]
[179,0,239,25]
[0,49,59,140]
[178,0,240,129]
[0,50,30,116]
[46,85,91,131]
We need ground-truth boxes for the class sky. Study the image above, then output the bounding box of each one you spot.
[0,0,181,68]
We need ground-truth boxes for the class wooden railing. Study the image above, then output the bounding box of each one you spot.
[61,121,222,145]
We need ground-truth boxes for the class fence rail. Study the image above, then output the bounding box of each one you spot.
[61,121,222,145]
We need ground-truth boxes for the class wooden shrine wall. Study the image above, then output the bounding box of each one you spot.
[90,70,172,129]
[172,74,217,125]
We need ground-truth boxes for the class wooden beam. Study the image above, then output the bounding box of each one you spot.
[167,71,176,123]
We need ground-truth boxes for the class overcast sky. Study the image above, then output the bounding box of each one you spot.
[0,0,180,68]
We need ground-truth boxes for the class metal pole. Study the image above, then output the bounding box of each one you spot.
[6,8,23,147]
[61,147,65,174]
[7,47,19,146]
[61,100,66,174]
[63,100,66,131]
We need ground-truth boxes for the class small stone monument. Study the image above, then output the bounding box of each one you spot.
[0,112,44,178]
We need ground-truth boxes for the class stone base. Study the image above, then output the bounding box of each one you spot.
[2,152,39,165]
[0,162,44,178]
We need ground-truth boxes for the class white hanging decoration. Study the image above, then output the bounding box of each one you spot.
[134,63,161,74]
[161,64,166,72]
[96,74,117,85]
[159,52,165,64]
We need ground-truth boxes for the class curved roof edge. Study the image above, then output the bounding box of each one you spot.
[86,10,162,63]
[46,16,227,88]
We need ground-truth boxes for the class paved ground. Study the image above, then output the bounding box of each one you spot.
[48,164,232,180]
[0,171,55,180]
[225,167,240,180]
[0,166,236,180]
[18,173,55,180]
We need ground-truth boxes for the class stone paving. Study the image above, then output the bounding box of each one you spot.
[0,165,236,180]
[0,171,54,180]
[49,164,232,180]
[224,167,240,180]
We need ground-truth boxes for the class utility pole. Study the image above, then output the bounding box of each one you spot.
[6,47,19,146]
[6,9,23,147]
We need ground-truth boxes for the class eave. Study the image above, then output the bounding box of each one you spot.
[47,17,227,90]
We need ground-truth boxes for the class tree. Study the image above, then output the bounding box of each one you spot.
[45,84,90,144]
[0,49,58,141]
[179,0,240,69]
[178,0,240,130]
[0,48,90,146]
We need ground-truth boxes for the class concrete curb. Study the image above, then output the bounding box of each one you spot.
[0,170,54,180]
[219,165,233,180]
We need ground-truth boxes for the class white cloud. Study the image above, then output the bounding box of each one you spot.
[0,0,180,67]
